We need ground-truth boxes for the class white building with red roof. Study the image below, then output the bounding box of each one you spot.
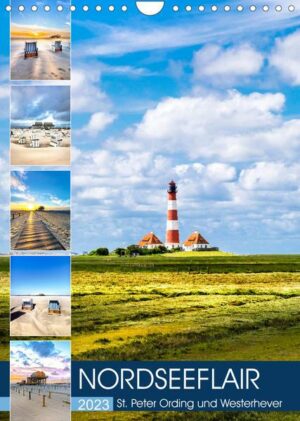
[183,231,210,251]
[138,232,164,249]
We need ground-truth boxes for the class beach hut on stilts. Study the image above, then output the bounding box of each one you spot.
[26,371,48,386]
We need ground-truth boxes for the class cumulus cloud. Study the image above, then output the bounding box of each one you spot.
[70,80,300,252]
[76,111,116,137]
[68,24,300,253]
[269,30,300,85]
[11,86,70,128]
[107,90,298,163]
[239,162,300,191]
[193,43,264,86]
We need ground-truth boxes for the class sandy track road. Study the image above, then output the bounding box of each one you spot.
[14,212,65,250]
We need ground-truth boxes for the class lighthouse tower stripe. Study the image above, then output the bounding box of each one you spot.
[167,220,179,230]
[168,200,177,210]
[168,192,176,201]
[166,180,180,247]
[166,230,180,244]
[168,210,178,220]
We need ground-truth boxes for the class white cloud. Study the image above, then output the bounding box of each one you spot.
[193,44,263,85]
[269,30,300,85]
[239,162,300,190]
[76,111,116,137]
[11,175,26,192]
[72,67,109,113]
[205,163,237,182]
[108,90,296,163]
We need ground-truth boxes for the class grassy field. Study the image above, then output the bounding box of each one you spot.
[72,254,300,420]
[72,254,300,361]
[72,254,300,274]
[0,257,9,361]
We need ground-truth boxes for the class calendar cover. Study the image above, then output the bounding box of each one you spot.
[0,1,300,420]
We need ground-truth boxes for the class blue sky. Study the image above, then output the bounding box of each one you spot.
[11,256,70,295]
[1,4,300,253]
[11,171,70,209]
[11,85,70,128]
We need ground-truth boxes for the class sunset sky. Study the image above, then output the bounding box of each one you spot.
[10,341,70,384]
[11,0,70,39]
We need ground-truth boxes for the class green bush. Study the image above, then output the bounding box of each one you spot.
[89,247,109,256]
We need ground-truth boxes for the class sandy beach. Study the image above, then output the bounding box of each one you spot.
[10,296,71,337]
[11,128,70,166]
[11,39,70,80]
[11,210,70,251]
[11,384,70,421]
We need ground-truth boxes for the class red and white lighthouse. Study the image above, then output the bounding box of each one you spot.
[165,180,180,249]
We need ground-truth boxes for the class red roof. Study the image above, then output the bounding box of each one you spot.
[138,232,163,247]
[183,231,209,246]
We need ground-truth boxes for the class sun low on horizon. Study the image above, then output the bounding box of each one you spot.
[11,203,69,211]
[11,25,70,40]
[11,203,43,211]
